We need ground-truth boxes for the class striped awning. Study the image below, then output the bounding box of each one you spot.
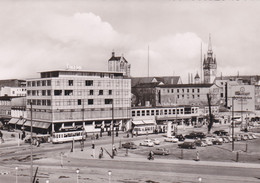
[24,121,51,129]
[17,119,26,125]
[8,118,19,124]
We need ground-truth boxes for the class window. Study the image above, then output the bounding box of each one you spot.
[169,109,172,115]
[187,89,189,93]
[27,90,31,96]
[47,90,51,96]
[221,93,224,98]
[54,90,62,96]
[177,95,179,98]
[132,111,136,117]
[164,109,167,115]
[99,90,103,95]
[42,90,46,96]
[65,90,73,96]
[27,81,31,87]
[109,90,112,95]
[105,99,113,104]
[42,80,46,86]
[182,89,184,93]
[192,89,195,93]
[137,111,140,116]
[47,100,51,106]
[32,81,36,87]
[88,99,94,105]
[37,81,41,86]
[89,90,94,95]
[197,89,200,93]
[32,90,36,96]
[47,80,51,86]
[85,80,93,86]
[146,110,150,116]
[171,89,174,93]
[78,99,82,105]
[37,100,41,105]
[142,110,145,116]
[68,80,73,86]
[151,110,154,115]
[167,89,170,93]
[192,95,195,99]
[27,99,31,105]
[42,100,46,105]
[177,89,179,93]
[156,110,159,115]
[182,95,184,98]
[198,95,200,98]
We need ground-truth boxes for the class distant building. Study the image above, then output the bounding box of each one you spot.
[108,51,131,77]
[26,69,131,134]
[0,86,26,96]
[203,35,217,84]
[0,79,26,87]
[131,76,182,107]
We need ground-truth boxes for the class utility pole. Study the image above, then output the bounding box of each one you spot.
[30,102,33,183]
[207,93,213,133]
[112,99,114,159]
[232,97,235,151]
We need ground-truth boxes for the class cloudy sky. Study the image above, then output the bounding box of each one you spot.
[0,0,259,83]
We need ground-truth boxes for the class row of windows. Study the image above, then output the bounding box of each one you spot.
[27,79,129,87]
[27,99,130,106]
[132,107,198,117]
[162,88,200,94]
[27,89,128,96]
[176,94,200,99]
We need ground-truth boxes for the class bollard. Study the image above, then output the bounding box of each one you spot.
[236,151,239,162]
[180,149,183,159]
[196,151,200,161]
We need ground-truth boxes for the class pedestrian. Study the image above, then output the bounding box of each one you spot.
[112,145,117,156]
[99,147,103,159]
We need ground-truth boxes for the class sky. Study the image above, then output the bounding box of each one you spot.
[0,0,260,83]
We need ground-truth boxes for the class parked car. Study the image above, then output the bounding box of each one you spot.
[122,142,137,149]
[24,134,50,144]
[202,139,213,146]
[250,133,258,139]
[175,134,185,141]
[213,130,228,136]
[195,140,207,147]
[185,132,206,139]
[178,142,196,149]
[164,136,179,143]
[212,139,222,145]
[150,138,160,145]
[240,134,248,141]
[153,148,170,155]
[244,134,253,140]
[140,139,154,147]
[221,137,230,143]
[194,123,203,128]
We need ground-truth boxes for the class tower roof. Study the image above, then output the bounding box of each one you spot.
[195,73,200,79]
[108,51,128,62]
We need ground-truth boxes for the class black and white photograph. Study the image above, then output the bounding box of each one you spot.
[1,0,260,183]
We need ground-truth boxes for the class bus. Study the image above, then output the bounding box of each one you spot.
[51,130,86,144]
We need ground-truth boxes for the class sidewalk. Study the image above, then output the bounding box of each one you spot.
[67,142,260,170]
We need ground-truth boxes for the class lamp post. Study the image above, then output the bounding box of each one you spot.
[111,99,114,159]
[232,97,235,151]
[30,102,33,183]
[76,168,80,183]
[108,170,112,183]
[15,166,18,183]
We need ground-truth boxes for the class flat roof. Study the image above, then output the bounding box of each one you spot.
[39,69,124,74]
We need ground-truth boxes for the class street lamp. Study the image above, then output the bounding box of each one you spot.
[15,166,18,183]
[46,180,49,183]
[108,170,112,183]
[76,168,80,183]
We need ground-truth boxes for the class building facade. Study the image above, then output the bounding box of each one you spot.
[26,69,131,133]
[108,51,131,77]
[0,86,26,96]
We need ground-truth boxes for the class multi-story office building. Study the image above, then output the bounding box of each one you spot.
[0,86,26,96]
[26,69,131,133]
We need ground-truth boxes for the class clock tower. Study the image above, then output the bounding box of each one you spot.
[203,35,217,83]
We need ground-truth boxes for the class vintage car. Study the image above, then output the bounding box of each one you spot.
[153,148,170,155]
[164,136,179,143]
[140,139,154,147]
[122,142,137,149]
[178,142,196,149]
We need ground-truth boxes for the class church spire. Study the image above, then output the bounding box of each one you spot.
[208,34,212,52]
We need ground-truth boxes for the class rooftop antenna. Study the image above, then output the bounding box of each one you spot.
[148,45,150,77]
[201,42,203,83]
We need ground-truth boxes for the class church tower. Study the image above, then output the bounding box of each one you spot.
[203,35,217,83]
[108,51,131,77]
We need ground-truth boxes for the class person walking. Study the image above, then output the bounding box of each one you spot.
[99,147,103,159]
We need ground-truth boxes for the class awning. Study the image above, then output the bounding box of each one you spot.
[142,120,156,125]
[132,121,144,125]
[24,121,51,129]
[17,119,26,125]
[8,118,19,124]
